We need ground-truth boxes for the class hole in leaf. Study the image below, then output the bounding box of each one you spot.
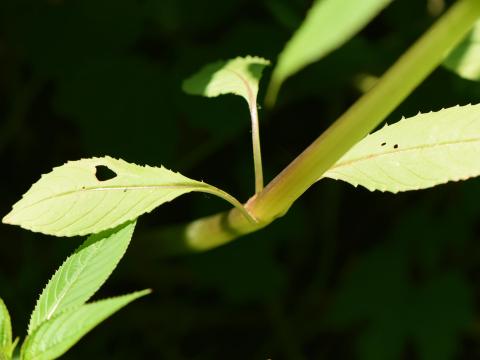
[394,144,399,149]
[95,165,117,181]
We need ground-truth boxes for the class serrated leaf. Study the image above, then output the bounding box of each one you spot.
[182,56,270,111]
[266,0,392,105]
[323,104,480,192]
[21,290,150,360]
[3,156,253,236]
[28,221,135,334]
[444,20,480,81]
[0,298,12,356]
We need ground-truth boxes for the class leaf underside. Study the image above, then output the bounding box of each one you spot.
[182,56,270,109]
[28,221,136,334]
[267,0,391,104]
[3,157,248,236]
[444,20,480,81]
[323,104,480,192]
[21,290,150,360]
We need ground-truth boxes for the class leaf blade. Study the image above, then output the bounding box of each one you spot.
[323,104,480,192]
[0,298,12,356]
[28,221,136,334]
[21,290,150,360]
[182,56,270,110]
[266,0,392,105]
[3,157,254,236]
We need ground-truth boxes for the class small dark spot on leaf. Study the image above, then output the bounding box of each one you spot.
[95,165,117,181]
[123,189,127,193]
[394,144,399,149]
[381,142,386,146]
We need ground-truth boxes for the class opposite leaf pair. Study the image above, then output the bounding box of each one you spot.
[4,101,480,238]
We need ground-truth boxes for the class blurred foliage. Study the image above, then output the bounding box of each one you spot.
[1,0,480,359]
[444,20,480,81]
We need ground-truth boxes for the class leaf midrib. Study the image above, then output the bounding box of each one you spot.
[327,136,480,172]
[43,250,93,324]
[14,183,212,210]
[224,68,256,108]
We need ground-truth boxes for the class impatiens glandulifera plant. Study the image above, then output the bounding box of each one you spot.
[0,221,149,360]
[2,0,480,357]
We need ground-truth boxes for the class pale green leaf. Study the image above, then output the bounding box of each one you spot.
[28,221,135,334]
[0,298,12,356]
[21,290,150,360]
[3,157,253,236]
[323,104,480,192]
[182,56,270,110]
[444,20,480,81]
[266,0,392,105]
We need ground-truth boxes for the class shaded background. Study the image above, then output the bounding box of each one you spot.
[1,0,480,358]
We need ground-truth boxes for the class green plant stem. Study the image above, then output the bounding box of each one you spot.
[250,103,264,193]
[155,0,480,254]
[138,207,264,253]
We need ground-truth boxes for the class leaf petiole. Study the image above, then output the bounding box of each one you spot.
[250,100,264,194]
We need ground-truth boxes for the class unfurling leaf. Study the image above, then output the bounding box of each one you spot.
[3,157,254,236]
[21,290,150,360]
[323,104,480,192]
[182,56,270,111]
[28,221,136,334]
[444,20,480,81]
[266,0,392,106]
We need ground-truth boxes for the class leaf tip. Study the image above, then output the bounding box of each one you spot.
[1,212,14,225]
[141,288,153,296]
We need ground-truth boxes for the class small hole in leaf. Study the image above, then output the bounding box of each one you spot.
[95,165,117,181]
[381,142,386,146]
[394,144,399,149]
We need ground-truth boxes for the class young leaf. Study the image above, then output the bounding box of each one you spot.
[0,298,12,356]
[21,290,150,360]
[28,221,135,334]
[323,104,480,192]
[265,0,392,106]
[182,56,270,111]
[3,157,254,236]
[444,20,480,81]
[183,56,270,194]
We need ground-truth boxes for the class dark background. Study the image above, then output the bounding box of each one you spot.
[1,0,480,359]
